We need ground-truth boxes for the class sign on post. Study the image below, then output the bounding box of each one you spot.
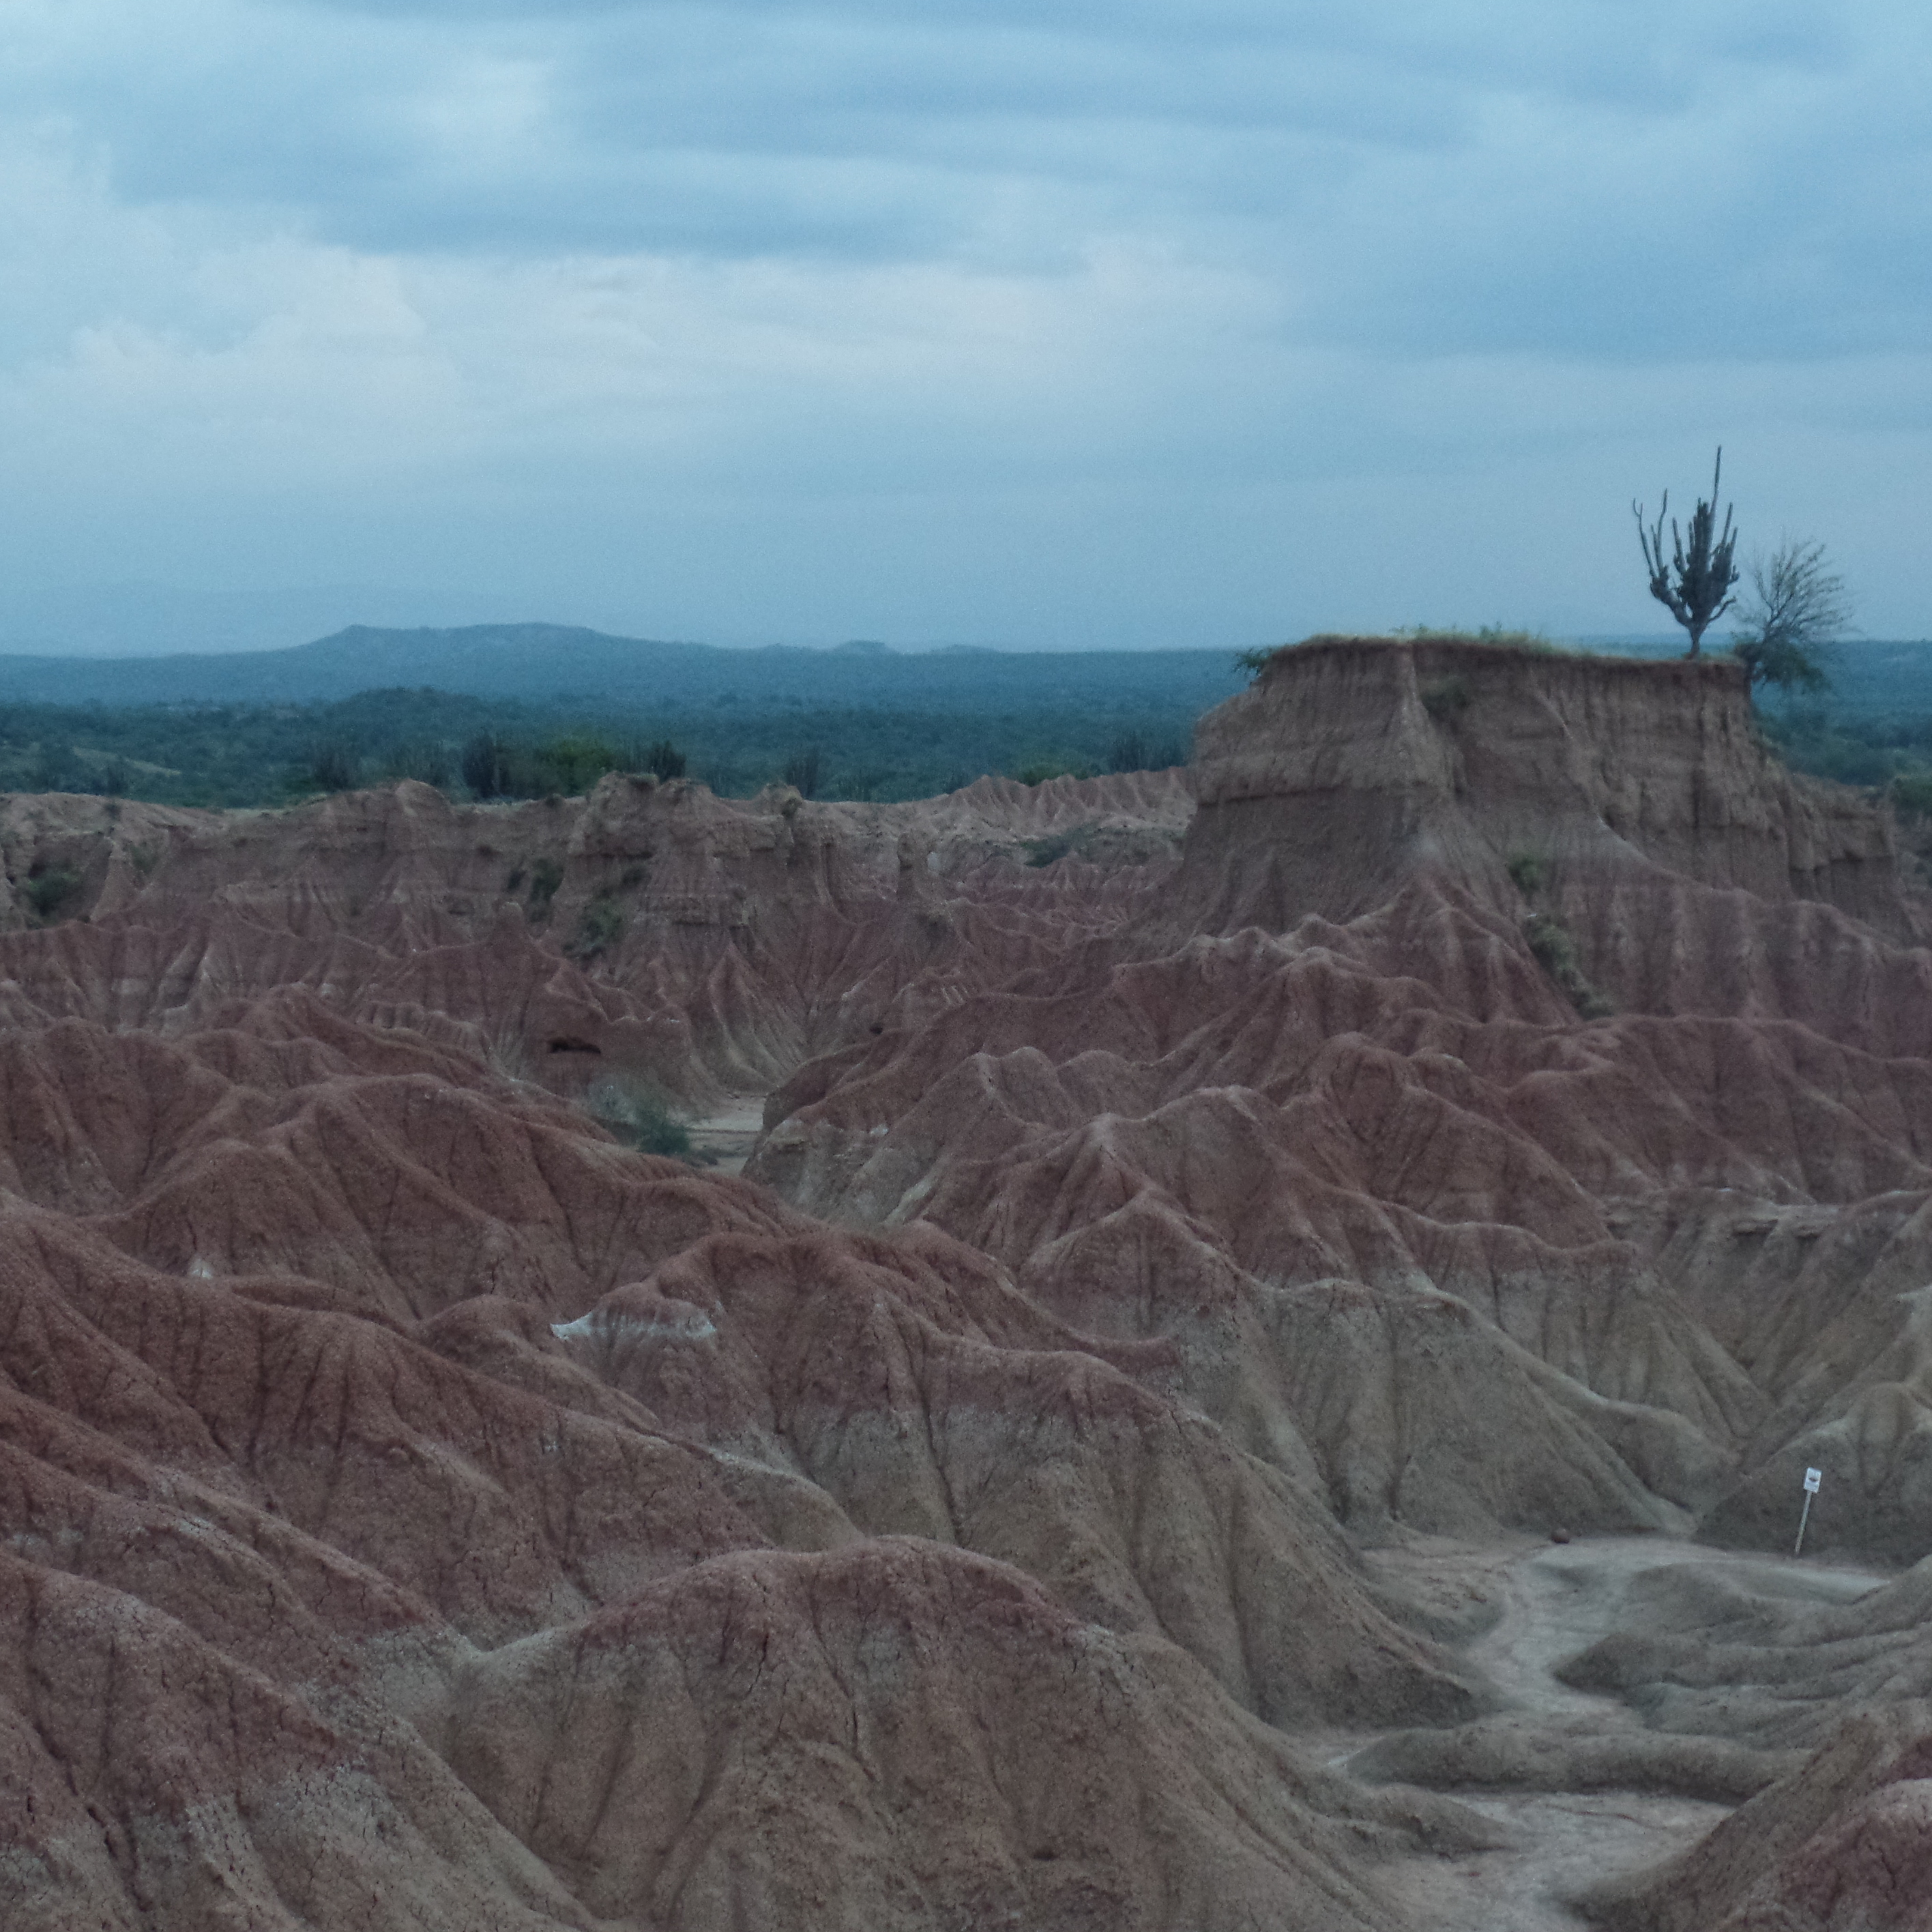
[1795,1466,1823,1555]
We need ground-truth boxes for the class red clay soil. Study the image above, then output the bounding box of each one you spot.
[6,641,1932,1929]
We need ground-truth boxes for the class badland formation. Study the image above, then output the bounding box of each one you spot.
[5,634,1932,1929]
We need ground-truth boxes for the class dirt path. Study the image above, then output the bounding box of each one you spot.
[686,1099,766,1174]
[1368,1536,1887,1930]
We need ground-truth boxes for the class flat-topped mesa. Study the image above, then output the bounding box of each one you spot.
[1184,634,1912,938]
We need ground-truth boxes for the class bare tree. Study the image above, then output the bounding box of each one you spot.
[1634,447,1740,657]
[1731,537,1849,696]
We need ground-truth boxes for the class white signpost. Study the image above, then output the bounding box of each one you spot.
[1794,1466,1822,1557]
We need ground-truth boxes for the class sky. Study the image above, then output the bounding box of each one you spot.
[1,0,1928,654]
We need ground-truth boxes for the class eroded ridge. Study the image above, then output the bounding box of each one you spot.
[5,641,1932,1929]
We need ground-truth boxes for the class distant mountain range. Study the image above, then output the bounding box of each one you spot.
[0,621,1924,717]
[0,623,1255,713]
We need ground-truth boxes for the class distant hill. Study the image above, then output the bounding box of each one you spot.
[0,624,1252,712]
[4,621,1924,716]
[1811,639,1932,716]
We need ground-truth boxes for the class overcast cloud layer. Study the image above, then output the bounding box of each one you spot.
[1,0,1927,650]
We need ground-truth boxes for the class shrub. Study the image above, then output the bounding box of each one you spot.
[20,866,80,920]
[1891,773,1932,819]
[568,892,626,958]
[1469,624,1555,652]
[1394,626,1555,653]
[1730,538,1846,699]
[527,858,563,916]
[1525,911,1613,1020]
[641,739,686,780]
[1526,911,1579,979]
[1023,834,1074,868]
[537,735,621,795]
[1421,675,1472,721]
[1014,758,1094,785]
[1506,851,1547,896]
[585,1074,694,1160]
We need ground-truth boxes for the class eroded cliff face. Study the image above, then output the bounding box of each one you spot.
[751,640,1932,1572]
[8,647,1932,1932]
[1185,637,1911,942]
[0,770,1190,1100]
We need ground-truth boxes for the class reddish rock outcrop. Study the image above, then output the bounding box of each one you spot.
[1186,636,1914,945]
[446,1540,1474,1932]
[750,643,1932,1553]
[0,990,1476,1928]
[8,636,1932,1928]
[0,771,1188,1101]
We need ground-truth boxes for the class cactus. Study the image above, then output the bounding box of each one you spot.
[1634,448,1740,658]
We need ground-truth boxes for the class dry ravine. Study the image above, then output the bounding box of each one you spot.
[1345,1536,1892,1929]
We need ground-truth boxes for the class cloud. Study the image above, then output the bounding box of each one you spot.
[0,0,1928,643]
[10,5,1920,333]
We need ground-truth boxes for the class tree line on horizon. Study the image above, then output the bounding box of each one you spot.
[0,686,1189,813]
[8,656,1931,817]
[0,453,1898,815]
